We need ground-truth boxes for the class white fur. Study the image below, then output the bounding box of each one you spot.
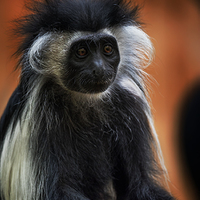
[1,114,34,199]
[111,26,154,70]
[119,77,143,97]
[0,81,45,200]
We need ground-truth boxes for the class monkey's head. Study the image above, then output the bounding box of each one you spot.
[16,0,153,95]
[29,30,121,94]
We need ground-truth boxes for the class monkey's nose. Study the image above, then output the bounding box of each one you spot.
[92,60,105,78]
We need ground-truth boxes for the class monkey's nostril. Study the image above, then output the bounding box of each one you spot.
[92,68,103,77]
[93,70,96,75]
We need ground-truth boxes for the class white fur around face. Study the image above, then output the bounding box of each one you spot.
[111,26,154,69]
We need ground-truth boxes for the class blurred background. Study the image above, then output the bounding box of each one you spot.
[0,0,200,199]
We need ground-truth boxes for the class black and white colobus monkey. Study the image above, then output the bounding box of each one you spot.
[0,0,175,199]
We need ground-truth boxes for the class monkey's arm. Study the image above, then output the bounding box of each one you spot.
[110,91,175,200]
[113,121,175,200]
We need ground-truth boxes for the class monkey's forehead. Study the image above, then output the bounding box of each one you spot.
[30,29,116,56]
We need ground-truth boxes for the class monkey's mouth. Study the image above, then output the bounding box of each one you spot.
[81,77,114,93]
[65,72,116,94]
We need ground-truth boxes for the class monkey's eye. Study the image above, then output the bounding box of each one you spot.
[103,45,113,55]
[76,47,88,58]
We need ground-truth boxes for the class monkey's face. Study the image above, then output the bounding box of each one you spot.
[63,34,120,94]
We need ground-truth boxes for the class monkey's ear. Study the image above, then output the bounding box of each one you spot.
[27,33,52,73]
[113,26,154,71]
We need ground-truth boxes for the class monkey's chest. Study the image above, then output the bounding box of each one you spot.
[61,131,116,199]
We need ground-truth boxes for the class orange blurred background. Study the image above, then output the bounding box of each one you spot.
[0,0,200,199]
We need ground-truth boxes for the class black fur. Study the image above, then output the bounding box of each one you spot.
[0,0,175,199]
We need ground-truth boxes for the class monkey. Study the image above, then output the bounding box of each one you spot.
[0,0,175,199]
